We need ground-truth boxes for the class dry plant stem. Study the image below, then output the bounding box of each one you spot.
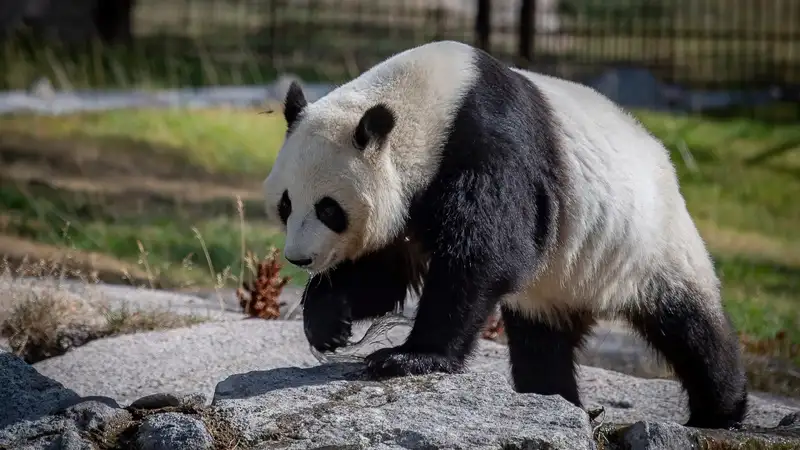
[236,248,290,319]
[192,226,225,312]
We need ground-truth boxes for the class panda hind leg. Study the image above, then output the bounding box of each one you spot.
[623,274,748,430]
[500,306,596,407]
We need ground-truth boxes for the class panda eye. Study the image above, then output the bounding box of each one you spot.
[278,190,291,224]
[314,196,347,234]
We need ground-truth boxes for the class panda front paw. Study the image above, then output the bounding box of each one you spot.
[304,314,353,352]
[364,346,464,378]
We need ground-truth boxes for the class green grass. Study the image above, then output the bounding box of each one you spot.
[0,107,798,368]
[0,108,287,176]
[637,112,800,352]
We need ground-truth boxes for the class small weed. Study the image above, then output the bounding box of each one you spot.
[236,248,291,320]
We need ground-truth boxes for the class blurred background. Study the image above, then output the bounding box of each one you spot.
[0,0,797,392]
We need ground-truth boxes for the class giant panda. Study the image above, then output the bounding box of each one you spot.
[261,40,748,429]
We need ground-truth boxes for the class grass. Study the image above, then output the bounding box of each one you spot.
[0,105,798,393]
[0,267,208,363]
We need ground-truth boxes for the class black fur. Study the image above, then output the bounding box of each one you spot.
[302,236,425,352]
[501,308,596,406]
[353,103,396,151]
[284,81,307,132]
[361,47,563,376]
[624,274,748,429]
[314,196,348,234]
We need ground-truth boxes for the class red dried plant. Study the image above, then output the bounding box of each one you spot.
[236,248,290,320]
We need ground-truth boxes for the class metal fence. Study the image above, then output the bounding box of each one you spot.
[3,0,799,115]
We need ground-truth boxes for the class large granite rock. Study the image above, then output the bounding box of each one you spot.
[33,319,798,429]
[208,363,595,449]
[4,358,800,450]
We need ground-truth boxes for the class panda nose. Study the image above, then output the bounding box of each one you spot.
[286,256,313,267]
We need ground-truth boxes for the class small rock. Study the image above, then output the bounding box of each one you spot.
[130,392,207,410]
[61,399,132,433]
[0,350,80,428]
[621,421,698,450]
[57,395,121,410]
[135,412,214,450]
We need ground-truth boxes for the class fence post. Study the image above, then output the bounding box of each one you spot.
[475,0,491,52]
[518,0,535,65]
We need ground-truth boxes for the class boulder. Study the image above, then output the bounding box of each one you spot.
[4,359,799,450]
[208,363,595,449]
[0,350,80,428]
[33,320,797,429]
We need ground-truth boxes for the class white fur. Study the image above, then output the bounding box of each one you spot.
[263,41,477,274]
[502,69,718,323]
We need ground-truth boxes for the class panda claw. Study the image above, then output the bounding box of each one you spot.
[364,346,463,378]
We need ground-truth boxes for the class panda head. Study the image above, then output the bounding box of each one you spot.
[262,81,407,274]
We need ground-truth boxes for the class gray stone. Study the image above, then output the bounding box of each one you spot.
[61,399,132,433]
[34,320,320,405]
[620,421,699,450]
[0,416,75,449]
[209,363,594,449]
[54,429,96,450]
[130,392,208,410]
[57,395,121,410]
[0,396,131,449]
[33,320,797,428]
[0,350,80,428]
[136,412,214,450]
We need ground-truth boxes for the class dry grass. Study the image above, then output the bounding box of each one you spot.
[0,263,208,363]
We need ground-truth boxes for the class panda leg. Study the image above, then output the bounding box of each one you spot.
[302,239,424,352]
[501,307,595,406]
[623,275,748,429]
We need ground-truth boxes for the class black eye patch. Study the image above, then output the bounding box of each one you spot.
[314,196,347,233]
[278,190,291,224]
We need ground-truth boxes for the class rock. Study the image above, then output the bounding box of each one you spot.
[604,419,800,450]
[130,392,208,410]
[0,396,133,449]
[60,399,132,433]
[578,365,795,428]
[0,416,75,449]
[34,320,321,405]
[619,421,698,450]
[208,363,595,449]
[34,320,797,428]
[0,350,80,428]
[136,412,213,450]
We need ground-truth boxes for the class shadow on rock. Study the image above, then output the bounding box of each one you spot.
[212,362,368,401]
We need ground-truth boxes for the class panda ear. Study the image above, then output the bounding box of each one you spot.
[353,103,396,152]
[283,81,307,130]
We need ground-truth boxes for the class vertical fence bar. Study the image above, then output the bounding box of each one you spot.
[475,0,491,52]
[518,0,535,65]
